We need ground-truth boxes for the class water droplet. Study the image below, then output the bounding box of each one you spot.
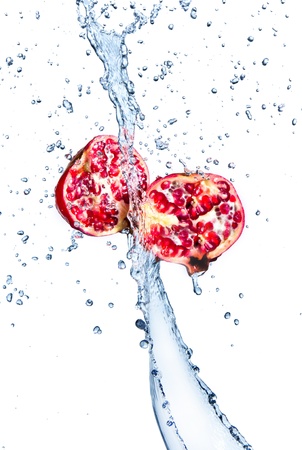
[166,420,174,427]
[278,104,285,112]
[245,110,252,120]
[247,36,254,42]
[6,57,13,66]
[16,299,23,306]
[118,260,126,269]
[234,319,240,326]
[63,99,73,113]
[224,312,231,319]
[292,118,297,126]
[21,177,28,182]
[35,11,40,19]
[46,143,55,153]
[46,254,52,260]
[191,274,202,295]
[255,210,261,216]
[230,76,239,85]
[108,302,114,308]
[168,24,174,30]
[6,293,13,302]
[239,293,244,299]
[86,299,93,306]
[168,118,177,125]
[17,230,24,235]
[93,326,102,334]
[190,7,197,19]
[139,340,149,349]
[207,21,212,27]
[211,88,217,94]
[162,400,169,409]
[21,235,29,244]
[213,159,219,165]
[17,67,22,73]
[135,319,146,330]
[262,104,266,110]
[262,58,269,66]
[24,188,31,195]
[228,162,236,169]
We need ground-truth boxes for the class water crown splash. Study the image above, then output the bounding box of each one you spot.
[77,2,252,449]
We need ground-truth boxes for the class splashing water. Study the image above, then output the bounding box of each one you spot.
[77,2,252,449]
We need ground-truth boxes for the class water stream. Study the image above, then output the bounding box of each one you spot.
[77,1,252,448]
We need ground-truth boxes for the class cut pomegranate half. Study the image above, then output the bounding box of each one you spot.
[55,135,149,236]
[140,172,245,275]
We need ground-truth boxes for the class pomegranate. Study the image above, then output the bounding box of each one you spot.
[140,172,245,275]
[55,135,149,236]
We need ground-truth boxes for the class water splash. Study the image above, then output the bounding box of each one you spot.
[76,2,252,448]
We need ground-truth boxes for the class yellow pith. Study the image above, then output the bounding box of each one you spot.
[142,202,178,232]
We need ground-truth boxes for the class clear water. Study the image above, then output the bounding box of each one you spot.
[77,1,252,449]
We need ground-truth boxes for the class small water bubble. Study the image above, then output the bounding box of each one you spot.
[108,302,114,308]
[21,235,29,244]
[24,188,31,195]
[166,161,172,169]
[255,210,261,216]
[151,369,160,378]
[6,293,13,302]
[262,104,266,110]
[32,256,38,261]
[207,21,212,27]
[230,76,239,85]
[139,340,149,349]
[162,400,169,409]
[211,88,217,94]
[168,24,174,30]
[17,67,22,73]
[118,260,126,269]
[190,7,197,19]
[262,58,269,66]
[239,293,244,299]
[224,312,231,319]
[111,245,117,250]
[93,326,102,334]
[234,319,240,326]
[208,392,217,404]
[46,143,55,153]
[21,177,28,182]
[6,57,13,67]
[86,299,93,306]
[166,420,174,427]
[135,319,146,330]
[292,118,297,126]
[228,162,236,169]
[17,230,24,235]
[45,254,52,260]
[213,159,219,165]
[62,99,73,113]
[245,110,252,120]
[247,36,254,42]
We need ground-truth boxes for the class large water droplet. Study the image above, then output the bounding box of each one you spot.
[93,326,102,334]
[191,274,202,295]
[63,99,74,113]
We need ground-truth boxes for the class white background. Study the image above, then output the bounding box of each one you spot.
[0,1,301,449]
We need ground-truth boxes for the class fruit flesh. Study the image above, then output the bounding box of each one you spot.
[140,173,244,275]
[55,135,149,237]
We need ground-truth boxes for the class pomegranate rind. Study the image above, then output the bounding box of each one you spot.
[140,172,245,275]
[55,135,149,237]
